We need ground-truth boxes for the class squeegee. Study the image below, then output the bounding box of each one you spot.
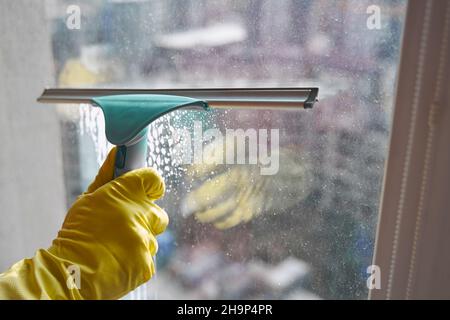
[37,87,318,177]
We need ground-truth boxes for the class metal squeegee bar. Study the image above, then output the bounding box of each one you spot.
[37,87,319,109]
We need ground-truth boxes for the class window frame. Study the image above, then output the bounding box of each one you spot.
[370,0,450,300]
[41,0,445,300]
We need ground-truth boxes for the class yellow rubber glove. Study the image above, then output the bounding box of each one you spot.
[0,147,168,300]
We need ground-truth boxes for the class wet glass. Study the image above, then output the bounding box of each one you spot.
[47,0,407,299]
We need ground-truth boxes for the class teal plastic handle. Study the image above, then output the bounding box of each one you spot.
[91,94,209,177]
[114,128,148,177]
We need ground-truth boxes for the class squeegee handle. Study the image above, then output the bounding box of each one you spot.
[114,128,149,178]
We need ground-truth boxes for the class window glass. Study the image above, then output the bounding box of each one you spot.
[47,0,407,299]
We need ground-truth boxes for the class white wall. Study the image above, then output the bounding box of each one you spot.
[0,0,66,271]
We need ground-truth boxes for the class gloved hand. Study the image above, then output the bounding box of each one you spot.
[182,142,312,229]
[0,147,168,300]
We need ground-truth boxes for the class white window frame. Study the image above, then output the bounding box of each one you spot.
[370,0,450,300]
